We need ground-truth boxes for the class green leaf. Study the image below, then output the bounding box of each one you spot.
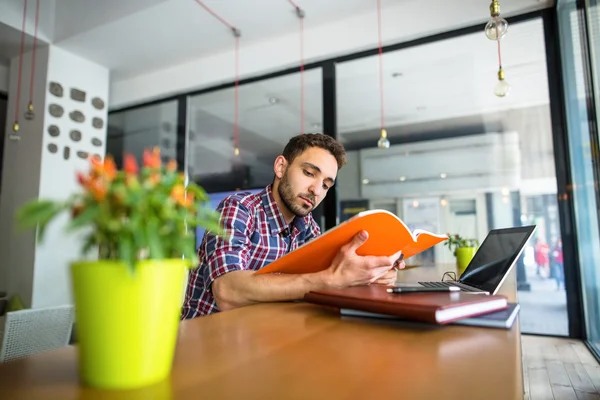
[66,206,100,232]
[119,234,135,273]
[146,217,164,259]
[16,200,62,229]
[81,234,98,257]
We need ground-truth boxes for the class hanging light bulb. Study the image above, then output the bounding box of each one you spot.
[24,102,35,120]
[494,67,511,97]
[234,147,240,156]
[377,129,390,149]
[485,0,508,41]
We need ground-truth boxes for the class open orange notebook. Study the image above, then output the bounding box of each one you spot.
[255,209,448,275]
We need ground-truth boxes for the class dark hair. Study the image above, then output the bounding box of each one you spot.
[282,133,347,170]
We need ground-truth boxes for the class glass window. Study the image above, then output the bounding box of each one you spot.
[336,18,568,335]
[559,0,600,351]
[106,100,178,168]
[187,68,325,229]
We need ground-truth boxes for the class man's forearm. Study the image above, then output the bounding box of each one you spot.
[213,270,332,312]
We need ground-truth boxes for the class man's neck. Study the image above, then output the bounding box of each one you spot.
[271,183,295,225]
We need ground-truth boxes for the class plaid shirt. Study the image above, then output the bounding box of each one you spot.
[181,185,321,319]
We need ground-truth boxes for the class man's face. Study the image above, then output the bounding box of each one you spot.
[277,147,338,218]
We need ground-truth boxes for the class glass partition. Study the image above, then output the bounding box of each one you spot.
[106,100,178,168]
[187,68,325,229]
[336,18,568,335]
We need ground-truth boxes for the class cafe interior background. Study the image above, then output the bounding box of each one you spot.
[0,0,599,359]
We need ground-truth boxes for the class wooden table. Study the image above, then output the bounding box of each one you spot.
[0,264,523,399]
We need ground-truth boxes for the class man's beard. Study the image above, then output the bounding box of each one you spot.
[278,170,315,218]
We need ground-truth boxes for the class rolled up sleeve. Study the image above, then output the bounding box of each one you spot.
[203,198,253,291]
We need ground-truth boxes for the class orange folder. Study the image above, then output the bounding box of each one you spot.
[255,210,448,275]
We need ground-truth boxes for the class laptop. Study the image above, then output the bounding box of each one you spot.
[401,225,536,295]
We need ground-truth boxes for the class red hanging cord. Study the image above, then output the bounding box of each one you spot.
[27,0,40,112]
[194,0,235,30]
[497,40,502,68]
[376,0,385,132]
[14,0,28,130]
[194,0,241,153]
[288,0,305,134]
[234,34,239,152]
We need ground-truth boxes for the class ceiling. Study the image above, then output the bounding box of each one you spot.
[0,0,552,81]
[52,0,412,80]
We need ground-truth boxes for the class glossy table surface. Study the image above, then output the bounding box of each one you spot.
[0,264,523,399]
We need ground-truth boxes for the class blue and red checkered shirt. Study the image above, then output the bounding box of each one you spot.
[181,184,321,319]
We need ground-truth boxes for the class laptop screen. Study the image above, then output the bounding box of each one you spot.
[459,226,536,293]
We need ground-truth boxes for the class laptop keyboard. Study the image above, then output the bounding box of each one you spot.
[418,281,482,292]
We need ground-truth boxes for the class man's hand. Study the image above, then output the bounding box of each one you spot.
[321,230,403,288]
[373,268,400,286]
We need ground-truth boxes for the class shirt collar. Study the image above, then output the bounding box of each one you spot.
[262,184,309,237]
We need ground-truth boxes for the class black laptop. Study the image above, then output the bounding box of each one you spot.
[407,225,536,295]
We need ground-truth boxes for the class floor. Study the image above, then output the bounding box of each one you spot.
[522,335,600,400]
[518,263,569,336]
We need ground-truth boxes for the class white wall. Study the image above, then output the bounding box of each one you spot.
[32,46,109,308]
[109,0,547,109]
[0,64,8,93]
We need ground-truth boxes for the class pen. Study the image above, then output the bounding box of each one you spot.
[386,286,461,294]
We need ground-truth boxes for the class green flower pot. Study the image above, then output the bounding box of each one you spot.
[456,247,477,277]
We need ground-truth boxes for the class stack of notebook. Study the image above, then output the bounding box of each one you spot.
[304,285,518,328]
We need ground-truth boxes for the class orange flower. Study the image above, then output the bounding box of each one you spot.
[143,147,161,169]
[103,155,117,181]
[90,155,103,178]
[88,154,116,181]
[171,184,193,207]
[167,159,177,172]
[123,154,138,175]
[76,171,89,187]
[149,172,161,185]
[88,178,107,202]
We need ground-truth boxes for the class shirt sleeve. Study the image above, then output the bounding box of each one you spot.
[202,196,254,291]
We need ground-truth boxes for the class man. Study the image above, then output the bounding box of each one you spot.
[181,133,404,318]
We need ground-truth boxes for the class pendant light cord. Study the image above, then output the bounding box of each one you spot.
[28,0,40,107]
[194,0,241,152]
[288,0,305,134]
[377,0,385,133]
[14,0,28,126]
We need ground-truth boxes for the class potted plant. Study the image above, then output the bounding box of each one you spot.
[16,148,223,389]
[444,233,479,276]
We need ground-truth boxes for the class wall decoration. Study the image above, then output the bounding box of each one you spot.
[91,138,103,147]
[69,130,82,142]
[70,88,86,102]
[63,146,71,160]
[47,143,58,153]
[48,125,60,137]
[49,82,63,98]
[49,104,64,118]
[77,151,89,159]
[69,110,85,123]
[92,117,104,129]
[91,97,105,110]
